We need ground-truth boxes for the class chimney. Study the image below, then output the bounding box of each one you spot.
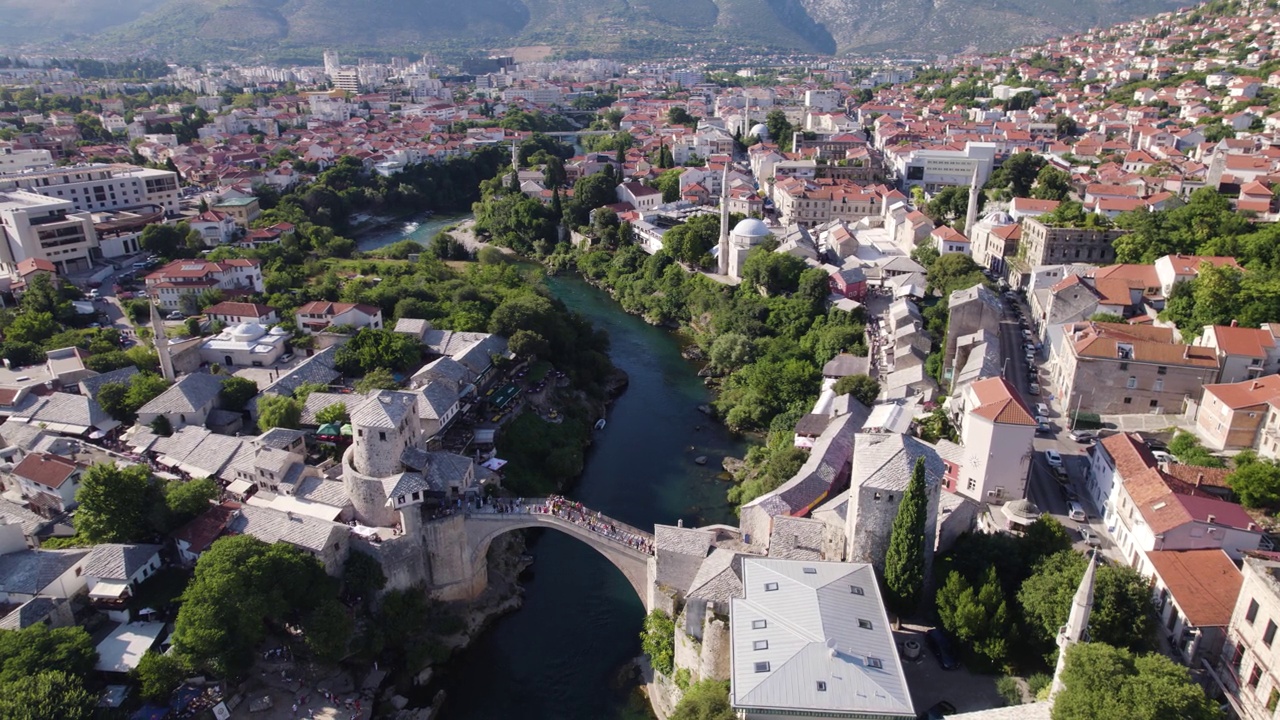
[1206,514,1216,525]
[1253,381,1262,391]
[1231,319,1239,327]
[1196,473,1204,487]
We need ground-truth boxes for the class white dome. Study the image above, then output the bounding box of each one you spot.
[748,123,769,138]
[231,322,266,341]
[732,218,771,238]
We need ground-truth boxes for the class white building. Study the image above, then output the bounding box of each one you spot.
[954,377,1035,503]
[0,164,181,217]
[891,142,996,193]
[200,322,289,368]
[0,147,52,172]
[0,190,98,276]
[730,558,914,719]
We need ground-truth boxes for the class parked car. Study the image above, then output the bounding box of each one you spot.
[1068,501,1087,522]
[1036,421,1051,434]
[1068,430,1097,443]
[1044,449,1063,467]
[1060,483,1079,502]
[279,353,295,363]
[166,311,184,320]
[1152,450,1177,465]
[1035,403,1050,417]
[918,701,957,720]
[1028,382,1040,395]
[926,628,959,670]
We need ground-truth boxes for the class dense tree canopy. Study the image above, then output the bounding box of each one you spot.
[333,328,422,376]
[256,394,303,431]
[1019,552,1155,655]
[74,462,158,543]
[832,374,880,406]
[884,458,928,615]
[1052,643,1219,720]
[670,680,736,720]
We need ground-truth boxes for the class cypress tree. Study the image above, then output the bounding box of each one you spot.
[884,456,927,616]
[550,187,563,217]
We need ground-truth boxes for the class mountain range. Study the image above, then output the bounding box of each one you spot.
[0,0,1193,61]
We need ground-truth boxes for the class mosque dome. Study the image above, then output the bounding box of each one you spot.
[748,123,769,138]
[732,217,771,238]
[230,322,266,341]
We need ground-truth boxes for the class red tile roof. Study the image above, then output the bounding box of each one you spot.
[11,453,78,489]
[1202,375,1280,410]
[1146,549,1242,627]
[204,301,275,318]
[172,502,240,554]
[1205,325,1277,359]
[968,377,1037,426]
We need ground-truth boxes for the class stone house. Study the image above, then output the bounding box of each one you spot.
[7,452,81,514]
[1146,549,1241,669]
[844,434,943,579]
[1195,324,1280,384]
[1214,554,1280,720]
[1049,321,1220,415]
[1196,376,1280,454]
[136,372,225,432]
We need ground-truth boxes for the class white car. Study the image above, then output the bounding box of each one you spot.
[1067,501,1087,522]
[1044,449,1063,467]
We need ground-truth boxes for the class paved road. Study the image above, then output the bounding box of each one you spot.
[1001,291,1113,553]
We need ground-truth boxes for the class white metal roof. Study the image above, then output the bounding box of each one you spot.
[730,558,914,717]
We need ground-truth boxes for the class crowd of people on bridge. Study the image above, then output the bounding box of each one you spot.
[468,496,655,555]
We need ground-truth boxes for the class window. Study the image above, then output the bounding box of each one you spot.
[866,657,883,669]
[1266,620,1277,648]
[816,681,828,692]
[379,431,386,441]
[1268,688,1279,712]
[753,640,769,650]
[1126,376,1137,389]
[752,619,767,630]
[764,582,779,591]
[1150,400,1159,408]
[1157,365,1167,375]
[1251,664,1263,688]
[803,567,817,574]
[1118,362,1129,370]
[1154,378,1164,392]
[1248,599,1260,624]
[754,662,770,673]
[850,585,864,595]
[1124,397,1132,405]
[858,619,873,630]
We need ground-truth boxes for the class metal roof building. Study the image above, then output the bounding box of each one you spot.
[731,558,914,719]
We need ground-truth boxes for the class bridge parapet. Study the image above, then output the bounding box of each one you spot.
[465,497,654,556]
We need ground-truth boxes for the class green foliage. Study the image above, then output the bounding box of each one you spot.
[354,367,400,393]
[884,458,928,615]
[1032,166,1072,201]
[927,253,989,296]
[938,567,1011,670]
[0,624,97,686]
[96,372,171,424]
[1052,643,1220,720]
[0,670,95,720]
[995,675,1024,706]
[641,610,676,676]
[316,402,349,425]
[172,535,336,677]
[741,248,806,296]
[988,152,1045,198]
[727,426,809,508]
[670,679,735,720]
[132,651,187,701]
[832,374,879,406]
[765,109,794,151]
[74,462,157,543]
[149,414,173,437]
[5,311,59,344]
[1019,552,1156,656]
[218,376,259,412]
[916,407,957,444]
[495,412,589,495]
[165,477,219,526]
[1228,455,1280,509]
[674,667,692,690]
[1167,431,1225,468]
[257,394,303,431]
[341,551,387,608]
[661,214,721,267]
[1089,313,1125,323]
[334,328,422,376]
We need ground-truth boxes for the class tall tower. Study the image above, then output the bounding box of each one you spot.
[964,166,980,235]
[717,163,730,276]
[1050,550,1098,699]
[511,139,519,173]
[149,298,175,382]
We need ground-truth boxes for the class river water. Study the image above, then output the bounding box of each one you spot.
[436,274,743,719]
[354,213,469,253]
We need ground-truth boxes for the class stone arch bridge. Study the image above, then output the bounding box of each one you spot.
[423,499,655,610]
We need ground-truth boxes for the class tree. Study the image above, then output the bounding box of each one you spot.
[656,167,683,203]
[765,109,794,150]
[1228,457,1280,509]
[1032,166,1072,201]
[832,374,880,406]
[936,566,1009,669]
[670,679,735,720]
[140,222,190,259]
[165,477,219,526]
[355,367,399,393]
[96,372,173,425]
[708,333,754,373]
[1167,431,1225,468]
[18,273,73,322]
[0,624,97,686]
[996,151,1046,197]
[218,376,258,412]
[257,394,302,431]
[74,462,154,543]
[1019,551,1155,655]
[884,457,928,615]
[333,328,422,376]
[316,402,349,425]
[740,249,806,296]
[0,670,95,720]
[4,311,58,345]
[668,107,697,127]
[661,214,720,267]
[508,329,551,359]
[305,598,354,663]
[1052,643,1220,720]
[341,551,387,608]
[173,535,332,677]
[149,414,173,437]
[1089,313,1125,323]
[132,651,187,701]
[641,610,676,676]
[928,253,988,296]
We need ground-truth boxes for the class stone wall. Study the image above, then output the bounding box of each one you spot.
[351,535,431,592]
[699,614,731,682]
[342,446,397,527]
[422,515,486,601]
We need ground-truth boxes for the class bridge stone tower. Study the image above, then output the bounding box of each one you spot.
[342,391,423,527]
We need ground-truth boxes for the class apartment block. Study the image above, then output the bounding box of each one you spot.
[0,164,181,216]
[0,190,98,276]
